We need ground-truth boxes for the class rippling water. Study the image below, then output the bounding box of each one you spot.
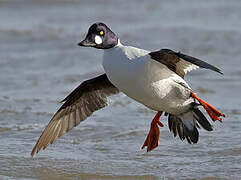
[1,0,241,179]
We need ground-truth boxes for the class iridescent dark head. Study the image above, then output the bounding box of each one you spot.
[78,22,118,49]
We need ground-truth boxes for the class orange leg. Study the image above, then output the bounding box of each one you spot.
[142,111,163,152]
[191,92,226,122]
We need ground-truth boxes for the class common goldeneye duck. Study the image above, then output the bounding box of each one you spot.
[31,22,225,156]
[78,22,118,49]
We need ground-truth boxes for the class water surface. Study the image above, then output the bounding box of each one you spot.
[0,0,241,179]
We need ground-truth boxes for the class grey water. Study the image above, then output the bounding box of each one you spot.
[0,0,241,179]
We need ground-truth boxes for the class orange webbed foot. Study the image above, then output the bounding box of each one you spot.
[142,111,163,152]
[191,92,226,122]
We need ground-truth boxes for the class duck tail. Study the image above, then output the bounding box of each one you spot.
[168,105,213,144]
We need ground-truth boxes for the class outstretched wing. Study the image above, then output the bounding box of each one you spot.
[31,74,119,157]
[149,49,223,78]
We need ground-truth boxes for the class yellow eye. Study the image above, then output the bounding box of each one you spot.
[100,31,104,36]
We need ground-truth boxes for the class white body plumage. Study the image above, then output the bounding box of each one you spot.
[102,40,194,115]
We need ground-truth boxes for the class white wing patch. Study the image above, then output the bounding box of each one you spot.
[183,64,199,74]
[176,59,199,75]
[95,35,102,45]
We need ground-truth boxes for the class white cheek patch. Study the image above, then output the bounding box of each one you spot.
[95,35,102,45]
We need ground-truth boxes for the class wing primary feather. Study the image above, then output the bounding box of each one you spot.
[31,73,119,157]
[149,49,223,78]
[175,52,223,75]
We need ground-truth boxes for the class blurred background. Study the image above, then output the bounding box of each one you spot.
[0,0,241,179]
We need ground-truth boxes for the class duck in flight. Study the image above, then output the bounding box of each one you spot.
[31,22,226,156]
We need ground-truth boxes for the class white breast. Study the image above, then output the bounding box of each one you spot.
[102,42,149,99]
[102,42,192,114]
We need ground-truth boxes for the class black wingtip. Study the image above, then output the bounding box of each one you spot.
[217,69,224,75]
[176,52,224,75]
[208,65,223,75]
